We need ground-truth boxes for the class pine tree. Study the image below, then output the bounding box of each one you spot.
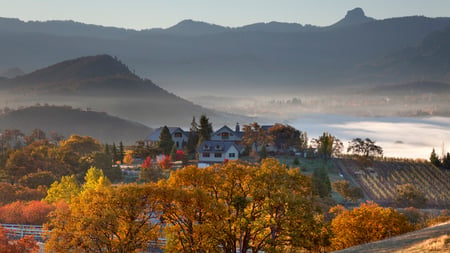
[112,143,118,163]
[442,152,450,170]
[187,116,199,157]
[430,148,441,168]
[119,141,125,162]
[159,126,174,155]
[198,115,213,141]
[312,166,331,198]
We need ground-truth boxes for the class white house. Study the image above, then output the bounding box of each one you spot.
[197,140,241,165]
[211,125,243,142]
[145,127,189,149]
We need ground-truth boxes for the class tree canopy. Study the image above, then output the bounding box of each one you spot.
[158,126,174,155]
[312,132,343,159]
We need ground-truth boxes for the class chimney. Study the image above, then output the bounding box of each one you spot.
[235,123,240,133]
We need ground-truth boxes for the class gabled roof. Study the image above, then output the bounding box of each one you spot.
[197,140,240,153]
[212,125,243,138]
[145,127,187,141]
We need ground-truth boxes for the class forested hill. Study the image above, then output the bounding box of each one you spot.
[0,55,228,126]
[0,105,152,144]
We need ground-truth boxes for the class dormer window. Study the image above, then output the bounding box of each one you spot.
[215,145,223,150]
[221,132,229,139]
[174,132,182,138]
[204,145,210,150]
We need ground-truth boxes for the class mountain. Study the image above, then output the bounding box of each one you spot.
[0,67,24,78]
[331,8,375,27]
[358,25,450,83]
[0,55,240,127]
[0,9,450,96]
[0,105,152,144]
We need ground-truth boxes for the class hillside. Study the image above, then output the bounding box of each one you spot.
[1,9,450,96]
[334,221,450,253]
[335,159,450,208]
[0,55,238,126]
[0,105,152,144]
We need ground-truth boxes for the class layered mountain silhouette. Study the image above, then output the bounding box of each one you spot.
[0,105,152,144]
[0,55,237,127]
[0,8,449,95]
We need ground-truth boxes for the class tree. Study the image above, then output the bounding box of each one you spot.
[430,148,441,168]
[395,183,427,208]
[18,171,57,189]
[198,115,213,142]
[442,152,450,170]
[59,135,102,156]
[299,131,308,152]
[312,166,332,198]
[45,175,80,204]
[159,159,327,253]
[122,150,134,165]
[312,132,343,159]
[186,116,199,157]
[242,122,274,155]
[139,157,164,183]
[347,138,383,169]
[158,126,174,155]
[82,167,111,191]
[332,180,364,202]
[157,154,172,171]
[169,144,178,161]
[45,184,162,252]
[330,201,413,250]
[268,123,300,152]
[0,225,38,253]
[24,128,47,145]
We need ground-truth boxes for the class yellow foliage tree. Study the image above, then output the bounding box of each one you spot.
[45,184,162,252]
[123,150,134,165]
[330,201,413,250]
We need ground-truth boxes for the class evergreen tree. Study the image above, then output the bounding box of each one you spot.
[312,166,331,198]
[104,144,110,155]
[430,148,441,168]
[170,144,178,161]
[119,141,125,162]
[159,126,174,155]
[198,115,213,141]
[112,143,118,163]
[186,116,199,157]
[260,144,267,160]
[443,152,450,170]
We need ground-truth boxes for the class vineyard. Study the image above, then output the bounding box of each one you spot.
[336,158,450,208]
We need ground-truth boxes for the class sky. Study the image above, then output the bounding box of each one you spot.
[1,0,449,30]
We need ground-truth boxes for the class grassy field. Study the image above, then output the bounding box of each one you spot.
[333,221,450,253]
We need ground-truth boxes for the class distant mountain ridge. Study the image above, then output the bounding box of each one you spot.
[0,105,152,144]
[0,8,450,95]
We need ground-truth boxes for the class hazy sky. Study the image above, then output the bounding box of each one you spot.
[1,0,449,30]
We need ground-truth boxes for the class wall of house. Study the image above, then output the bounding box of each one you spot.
[211,128,241,142]
[199,146,239,164]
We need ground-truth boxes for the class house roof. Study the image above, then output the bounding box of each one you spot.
[197,140,241,153]
[145,127,186,141]
[213,125,243,138]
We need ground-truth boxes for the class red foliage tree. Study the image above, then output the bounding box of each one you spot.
[158,155,172,171]
[0,225,38,253]
[141,156,153,169]
[0,201,54,225]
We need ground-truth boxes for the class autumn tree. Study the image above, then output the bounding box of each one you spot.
[395,183,427,208]
[312,132,343,159]
[242,122,274,155]
[299,131,308,152]
[24,128,46,145]
[332,180,364,202]
[18,171,57,189]
[0,225,38,253]
[347,138,383,169]
[139,156,164,183]
[330,201,413,250]
[45,175,80,204]
[122,150,134,165]
[268,123,301,153]
[157,154,172,171]
[159,126,174,155]
[0,200,55,225]
[159,159,327,253]
[45,184,162,252]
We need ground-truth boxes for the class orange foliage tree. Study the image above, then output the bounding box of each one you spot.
[330,201,413,250]
[0,225,38,253]
[0,200,55,225]
[157,155,172,170]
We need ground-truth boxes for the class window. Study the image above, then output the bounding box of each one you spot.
[221,132,229,139]
[203,152,210,157]
[229,153,235,158]
[215,153,222,158]
[174,132,182,138]
[215,145,223,150]
[204,145,210,150]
